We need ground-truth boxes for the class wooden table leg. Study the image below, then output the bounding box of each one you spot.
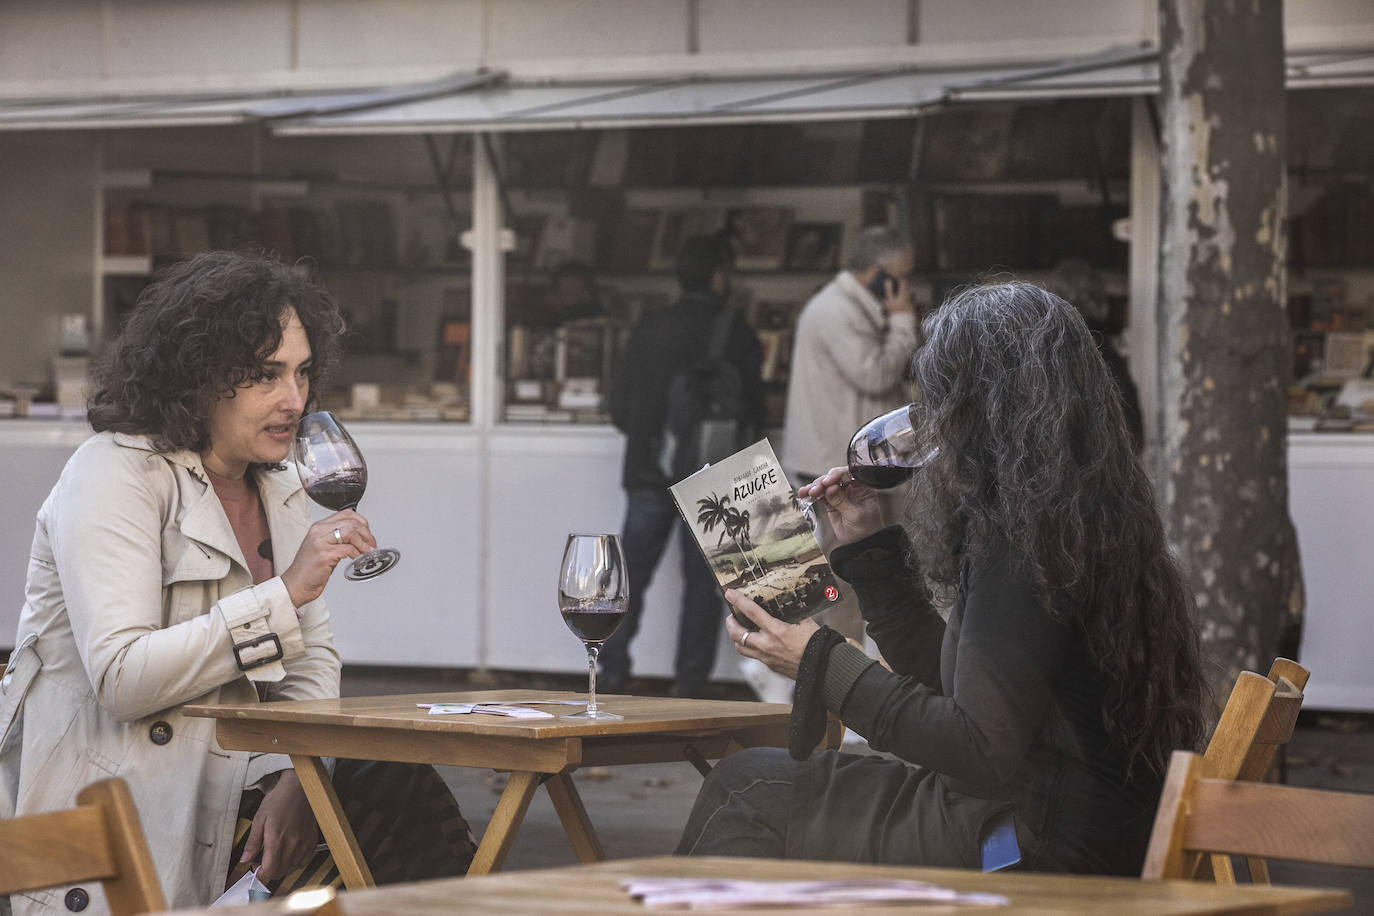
[468,770,542,876]
[543,771,604,864]
[289,755,375,890]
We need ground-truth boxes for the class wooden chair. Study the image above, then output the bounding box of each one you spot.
[1143,749,1374,882]
[1195,657,1310,883]
[0,777,166,916]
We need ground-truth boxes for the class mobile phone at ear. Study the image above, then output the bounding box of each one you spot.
[867,269,896,301]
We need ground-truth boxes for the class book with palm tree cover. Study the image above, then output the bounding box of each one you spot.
[669,438,842,627]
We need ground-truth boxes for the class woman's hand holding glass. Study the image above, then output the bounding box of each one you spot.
[280,511,377,608]
[797,468,888,548]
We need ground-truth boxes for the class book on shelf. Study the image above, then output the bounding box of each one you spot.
[669,438,843,627]
[535,214,598,270]
[1322,331,1366,378]
[784,222,842,271]
[334,199,398,267]
[727,207,793,271]
[650,209,727,271]
[756,329,793,383]
[103,207,151,256]
[434,311,471,385]
[606,209,662,272]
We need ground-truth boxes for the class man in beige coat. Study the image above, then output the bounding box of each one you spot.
[781,226,919,646]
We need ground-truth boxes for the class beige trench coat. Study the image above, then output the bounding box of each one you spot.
[0,432,340,914]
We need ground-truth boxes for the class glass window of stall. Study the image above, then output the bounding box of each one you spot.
[99,129,476,423]
[495,107,1132,430]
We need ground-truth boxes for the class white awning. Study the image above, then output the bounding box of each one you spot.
[0,71,497,131]
[2,46,1368,135]
[952,48,1374,101]
[270,67,990,135]
[272,48,1168,136]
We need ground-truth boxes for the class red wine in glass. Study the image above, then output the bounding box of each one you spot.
[560,603,627,643]
[797,404,939,518]
[295,411,400,581]
[305,469,367,512]
[558,534,628,719]
[845,403,939,490]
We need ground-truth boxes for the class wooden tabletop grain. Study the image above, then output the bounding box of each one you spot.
[164,855,1353,915]
[184,689,794,740]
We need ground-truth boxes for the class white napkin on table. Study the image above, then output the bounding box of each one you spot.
[417,708,568,719]
[620,877,1008,909]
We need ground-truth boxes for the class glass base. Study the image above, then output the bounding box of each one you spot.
[345,547,400,581]
[564,709,623,720]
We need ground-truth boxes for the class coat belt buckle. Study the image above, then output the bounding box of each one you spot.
[233,633,283,670]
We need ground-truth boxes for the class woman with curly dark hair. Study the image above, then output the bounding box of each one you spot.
[678,280,1204,875]
[1,252,474,914]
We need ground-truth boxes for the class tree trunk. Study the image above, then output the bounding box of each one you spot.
[1157,0,1304,709]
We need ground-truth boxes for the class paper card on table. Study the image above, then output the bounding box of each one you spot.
[417,703,556,719]
[621,877,1008,909]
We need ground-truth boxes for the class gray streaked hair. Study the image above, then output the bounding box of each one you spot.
[906,280,1203,775]
[845,225,912,272]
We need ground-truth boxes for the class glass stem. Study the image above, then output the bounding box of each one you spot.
[586,644,599,717]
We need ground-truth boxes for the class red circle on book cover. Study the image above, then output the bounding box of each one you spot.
[825,585,839,601]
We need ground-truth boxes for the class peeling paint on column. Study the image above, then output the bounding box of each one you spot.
[1158,0,1304,712]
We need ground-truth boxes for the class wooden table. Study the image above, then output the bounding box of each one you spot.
[185,690,832,889]
[165,855,1352,915]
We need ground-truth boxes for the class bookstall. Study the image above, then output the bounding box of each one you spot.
[0,2,1372,702]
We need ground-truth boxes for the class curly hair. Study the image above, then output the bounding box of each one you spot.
[908,281,1203,774]
[88,250,344,455]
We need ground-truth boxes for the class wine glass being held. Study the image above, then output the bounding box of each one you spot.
[797,467,887,548]
[281,510,377,608]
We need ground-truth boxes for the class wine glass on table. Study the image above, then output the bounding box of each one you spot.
[558,533,628,720]
[294,411,400,581]
[797,403,940,514]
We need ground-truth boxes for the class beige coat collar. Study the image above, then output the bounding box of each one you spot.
[110,431,307,573]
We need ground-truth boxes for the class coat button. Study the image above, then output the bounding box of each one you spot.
[149,721,173,745]
[64,888,89,911]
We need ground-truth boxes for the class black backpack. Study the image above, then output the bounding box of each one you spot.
[659,306,752,482]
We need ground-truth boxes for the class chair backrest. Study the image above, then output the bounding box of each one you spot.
[0,777,166,916]
[1143,749,1374,880]
[1197,656,1309,883]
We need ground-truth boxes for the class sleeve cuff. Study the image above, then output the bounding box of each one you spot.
[820,642,878,713]
[217,578,306,683]
[830,526,925,622]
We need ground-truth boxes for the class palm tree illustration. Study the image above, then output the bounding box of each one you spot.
[725,507,765,579]
[696,493,734,548]
[697,494,760,581]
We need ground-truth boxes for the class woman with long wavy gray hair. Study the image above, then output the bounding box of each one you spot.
[678,280,1203,875]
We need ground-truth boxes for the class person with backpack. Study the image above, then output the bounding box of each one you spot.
[605,234,767,698]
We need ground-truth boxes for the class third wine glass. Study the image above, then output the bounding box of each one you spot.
[558,533,628,720]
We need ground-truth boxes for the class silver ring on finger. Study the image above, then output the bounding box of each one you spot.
[740,631,750,648]
[332,527,344,544]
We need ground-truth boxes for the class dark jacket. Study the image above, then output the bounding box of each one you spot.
[608,291,766,490]
[789,526,1162,875]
